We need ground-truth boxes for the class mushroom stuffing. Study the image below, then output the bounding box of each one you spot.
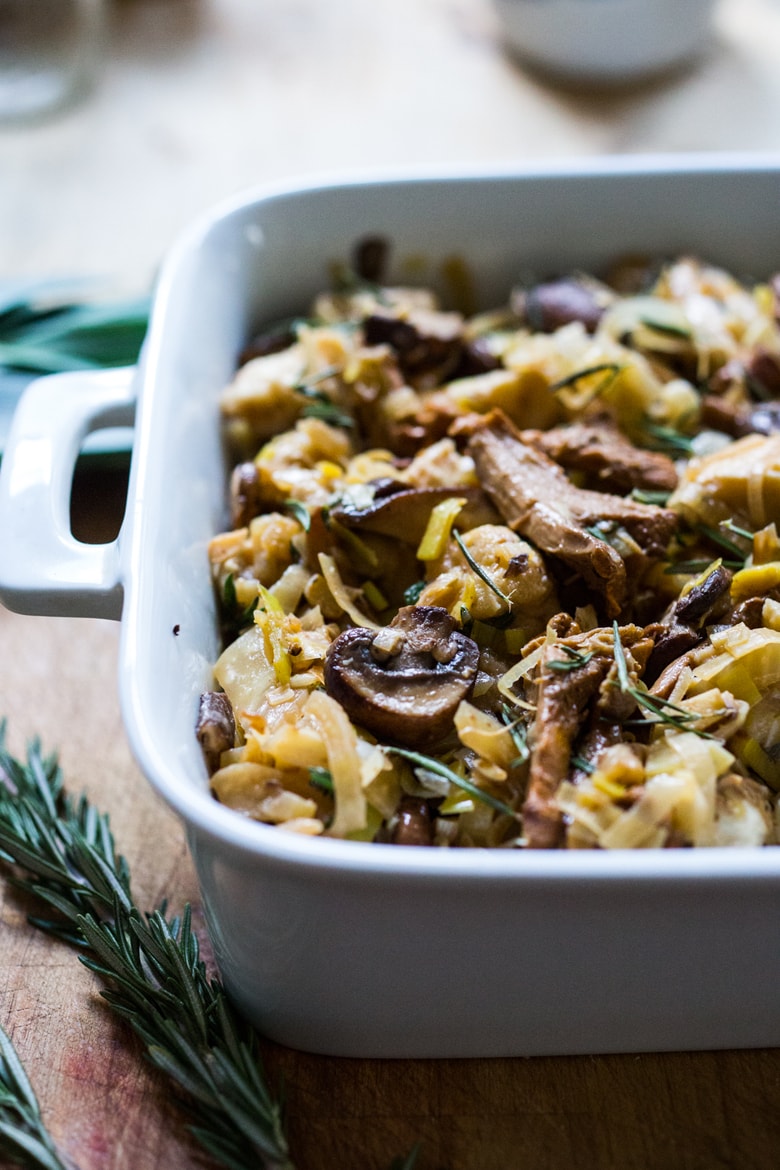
[198,249,780,849]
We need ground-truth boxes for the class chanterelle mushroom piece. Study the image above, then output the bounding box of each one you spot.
[323,605,479,749]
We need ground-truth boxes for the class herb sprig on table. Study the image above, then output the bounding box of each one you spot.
[0,725,292,1170]
[0,282,149,374]
[0,1024,71,1170]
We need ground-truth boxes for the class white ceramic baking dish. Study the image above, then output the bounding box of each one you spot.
[2,157,780,1058]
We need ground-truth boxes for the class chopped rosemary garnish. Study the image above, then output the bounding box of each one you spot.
[221,573,259,635]
[550,363,622,392]
[638,316,692,340]
[0,727,292,1170]
[630,488,671,506]
[570,754,595,775]
[664,558,742,575]
[500,704,530,766]
[546,645,595,673]
[293,365,341,394]
[452,529,513,611]
[642,423,695,456]
[308,767,334,794]
[300,399,354,428]
[403,580,426,605]
[696,522,749,563]
[293,366,354,428]
[611,622,698,732]
[385,746,519,821]
[283,498,311,531]
[0,1023,70,1170]
[721,518,755,543]
[585,521,617,544]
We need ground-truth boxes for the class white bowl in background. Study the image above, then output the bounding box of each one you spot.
[492,0,717,85]
[1,157,780,1057]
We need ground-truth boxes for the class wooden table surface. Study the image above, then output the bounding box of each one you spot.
[4,2,780,1167]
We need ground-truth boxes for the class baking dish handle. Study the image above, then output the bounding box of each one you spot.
[0,367,136,620]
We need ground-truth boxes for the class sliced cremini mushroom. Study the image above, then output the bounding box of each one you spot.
[512,276,610,335]
[323,605,479,749]
[391,796,434,846]
[363,307,464,387]
[643,563,733,683]
[230,461,263,528]
[196,692,236,774]
[328,484,499,546]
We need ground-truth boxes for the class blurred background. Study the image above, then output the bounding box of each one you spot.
[2,0,780,300]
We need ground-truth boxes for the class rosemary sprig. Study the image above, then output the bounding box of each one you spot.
[220,573,260,638]
[611,622,697,732]
[293,367,354,428]
[549,362,621,393]
[0,1024,71,1170]
[696,522,749,564]
[300,399,354,429]
[721,518,755,543]
[664,558,742,575]
[546,645,594,673]
[630,488,671,506]
[452,529,513,611]
[0,286,149,374]
[641,422,695,456]
[638,316,692,340]
[308,766,334,794]
[385,746,519,821]
[0,726,292,1170]
[499,704,530,767]
[403,580,426,606]
[282,499,311,532]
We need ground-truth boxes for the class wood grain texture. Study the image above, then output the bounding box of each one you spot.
[3,0,780,1165]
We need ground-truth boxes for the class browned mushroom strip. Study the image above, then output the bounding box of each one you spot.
[230,461,264,528]
[391,797,434,846]
[524,645,611,848]
[329,485,499,545]
[196,692,236,773]
[460,410,677,617]
[523,625,652,847]
[323,605,479,749]
[363,307,464,386]
[519,417,678,495]
[702,392,780,440]
[513,277,608,334]
[644,564,733,683]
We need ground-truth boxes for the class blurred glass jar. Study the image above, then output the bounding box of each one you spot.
[0,0,104,124]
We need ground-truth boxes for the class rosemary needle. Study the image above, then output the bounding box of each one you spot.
[385,745,519,821]
[611,622,699,733]
[452,529,513,611]
[0,1024,71,1170]
[0,725,292,1170]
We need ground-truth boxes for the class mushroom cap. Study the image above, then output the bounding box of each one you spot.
[323,605,479,750]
